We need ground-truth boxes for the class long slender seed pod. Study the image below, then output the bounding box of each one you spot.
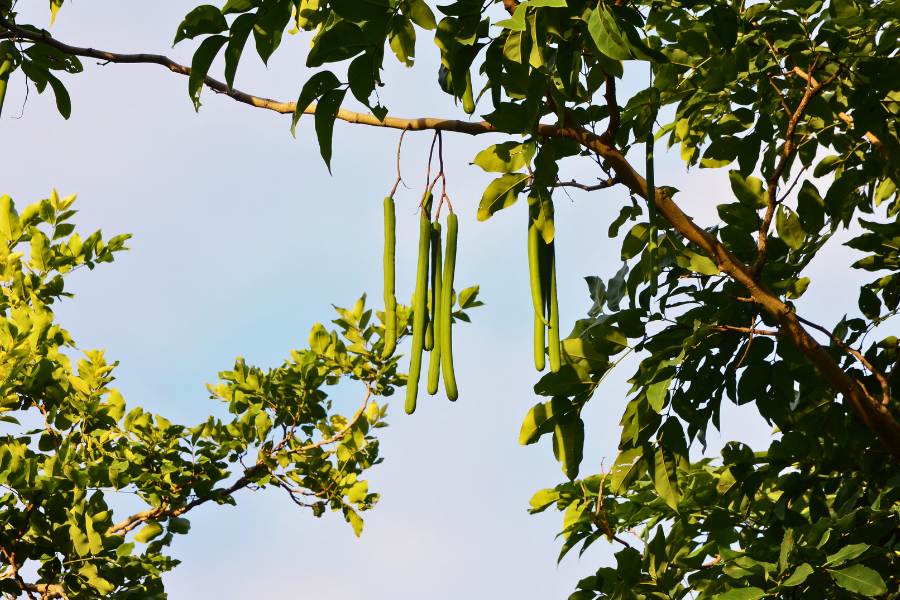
[406,200,432,414]
[427,223,443,395]
[527,204,547,323]
[528,203,547,371]
[533,312,546,372]
[0,60,12,119]
[425,217,440,351]
[441,213,459,401]
[382,196,398,359]
[547,240,562,373]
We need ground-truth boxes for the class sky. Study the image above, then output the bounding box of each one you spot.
[0,2,877,599]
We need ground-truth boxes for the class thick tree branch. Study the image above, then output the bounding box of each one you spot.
[4,22,898,457]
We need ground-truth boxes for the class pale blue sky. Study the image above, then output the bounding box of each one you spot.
[0,3,872,598]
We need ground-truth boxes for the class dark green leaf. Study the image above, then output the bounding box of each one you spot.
[174,5,227,44]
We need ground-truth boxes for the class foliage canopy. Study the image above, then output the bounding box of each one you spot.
[1,0,899,598]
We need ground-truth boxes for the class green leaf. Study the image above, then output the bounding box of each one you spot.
[477,173,529,221]
[652,447,680,510]
[646,379,670,412]
[552,411,584,480]
[0,195,22,242]
[782,563,813,587]
[586,8,631,61]
[168,517,191,534]
[729,170,767,208]
[621,223,649,260]
[307,21,372,67]
[778,528,794,573]
[610,447,644,494]
[347,52,378,108]
[389,16,416,67]
[188,35,227,111]
[69,523,91,556]
[775,205,805,249]
[252,0,293,64]
[29,229,50,271]
[519,398,563,445]
[314,87,347,171]
[472,141,535,173]
[291,70,341,136]
[828,565,887,596]
[407,0,437,30]
[224,13,255,89]
[457,285,481,309]
[676,250,719,276]
[174,5,227,44]
[45,72,71,119]
[825,543,869,566]
[222,0,255,14]
[814,155,841,178]
[874,178,897,206]
[528,488,560,514]
[331,0,388,22]
[347,508,364,537]
[134,521,163,543]
[797,180,825,232]
[712,588,766,600]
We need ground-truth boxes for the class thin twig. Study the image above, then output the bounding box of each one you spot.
[434,131,453,217]
[753,59,838,277]
[795,315,892,407]
[387,127,408,198]
[713,323,780,337]
[553,177,618,192]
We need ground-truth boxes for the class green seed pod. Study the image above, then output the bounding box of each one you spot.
[533,313,546,372]
[427,222,443,395]
[425,217,441,352]
[528,203,547,371]
[0,60,12,119]
[406,199,432,414]
[382,196,398,359]
[441,213,459,401]
[546,240,562,373]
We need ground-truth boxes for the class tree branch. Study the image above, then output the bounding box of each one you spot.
[791,66,882,148]
[600,76,620,144]
[107,385,372,536]
[796,315,892,408]
[501,0,520,16]
[753,62,837,277]
[4,21,898,457]
[552,177,618,192]
[713,324,781,337]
